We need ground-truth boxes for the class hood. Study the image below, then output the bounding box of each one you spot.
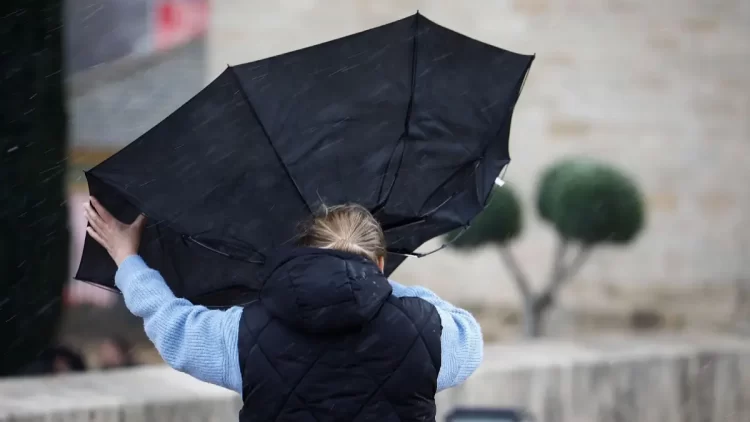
[259,247,392,334]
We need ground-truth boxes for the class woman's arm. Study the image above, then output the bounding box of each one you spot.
[116,255,243,394]
[389,280,483,392]
[82,199,243,393]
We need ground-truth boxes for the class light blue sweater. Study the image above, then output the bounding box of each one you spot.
[115,255,483,394]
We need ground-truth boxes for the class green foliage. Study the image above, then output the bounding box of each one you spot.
[536,158,645,245]
[447,158,645,338]
[448,184,523,249]
[536,162,568,223]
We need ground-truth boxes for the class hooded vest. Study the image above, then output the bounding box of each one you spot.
[236,247,442,421]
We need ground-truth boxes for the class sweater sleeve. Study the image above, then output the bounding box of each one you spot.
[389,280,483,392]
[115,255,243,394]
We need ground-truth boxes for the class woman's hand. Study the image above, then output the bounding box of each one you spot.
[83,197,147,266]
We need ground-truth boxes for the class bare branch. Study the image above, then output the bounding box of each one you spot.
[499,246,533,299]
[548,238,569,286]
[538,244,593,306]
[561,245,592,281]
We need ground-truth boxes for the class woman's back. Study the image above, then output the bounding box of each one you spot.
[85,199,482,422]
[238,247,441,421]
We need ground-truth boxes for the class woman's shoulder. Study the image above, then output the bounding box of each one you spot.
[388,280,439,301]
[386,282,443,326]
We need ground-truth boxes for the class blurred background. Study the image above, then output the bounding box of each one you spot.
[60,0,750,366]
[2,0,749,419]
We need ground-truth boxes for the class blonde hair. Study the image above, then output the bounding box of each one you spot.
[297,203,386,264]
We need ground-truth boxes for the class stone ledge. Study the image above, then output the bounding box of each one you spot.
[0,365,241,422]
[437,334,750,422]
[2,336,749,422]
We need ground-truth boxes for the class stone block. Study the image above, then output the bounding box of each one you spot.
[546,119,593,138]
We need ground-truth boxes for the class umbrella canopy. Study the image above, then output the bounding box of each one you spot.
[75,12,534,307]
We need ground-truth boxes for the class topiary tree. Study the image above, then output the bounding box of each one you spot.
[449,158,645,337]
[449,183,523,249]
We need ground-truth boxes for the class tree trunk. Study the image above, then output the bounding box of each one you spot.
[0,0,68,376]
[499,247,545,337]
[522,298,543,338]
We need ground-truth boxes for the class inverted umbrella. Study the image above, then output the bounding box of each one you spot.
[75,12,534,307]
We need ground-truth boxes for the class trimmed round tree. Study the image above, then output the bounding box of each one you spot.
[539,158,645,245]
[449,184,523,249]
[447,184,544,336]
[528,158,645,336]
[449,158,645,337]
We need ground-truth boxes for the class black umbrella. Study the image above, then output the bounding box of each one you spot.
[75,12,534,307]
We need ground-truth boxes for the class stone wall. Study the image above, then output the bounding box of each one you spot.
[206,0,750,327]
[437,334,750,422]
[2,336,749,422]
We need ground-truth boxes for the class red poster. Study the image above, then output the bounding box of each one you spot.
[154,0,210,51]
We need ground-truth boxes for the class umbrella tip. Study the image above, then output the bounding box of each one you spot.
[495,177,505,187]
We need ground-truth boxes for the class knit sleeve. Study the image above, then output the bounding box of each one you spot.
[389,280,483,391]
[115,255,243,394]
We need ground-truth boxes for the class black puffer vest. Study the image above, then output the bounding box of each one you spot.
[237,247,442,422]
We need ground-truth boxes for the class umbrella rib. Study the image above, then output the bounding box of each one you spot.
[158,222,187,288]
[387,225,470,258]
[227,66,314,215]
[372,15,420,213]
[470,56,534,206]
[403,14,419,136]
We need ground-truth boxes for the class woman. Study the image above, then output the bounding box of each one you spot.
[84,198,483,421]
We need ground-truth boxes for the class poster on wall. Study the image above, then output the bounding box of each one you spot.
[154,0,210,52]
